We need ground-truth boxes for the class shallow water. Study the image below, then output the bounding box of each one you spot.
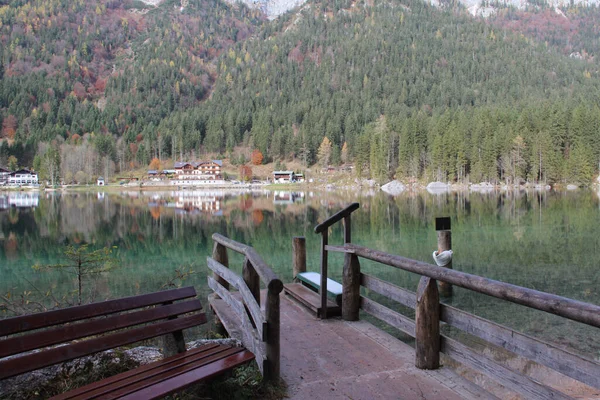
[0,188,598,358]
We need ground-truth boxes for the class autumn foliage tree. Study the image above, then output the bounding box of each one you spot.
[251,149,263,165]
[239,165,252,182]
[149,157,161,170]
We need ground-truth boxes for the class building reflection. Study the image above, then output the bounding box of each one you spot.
[0,192,40,209]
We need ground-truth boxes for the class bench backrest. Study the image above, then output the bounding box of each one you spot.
[0,286,206,380]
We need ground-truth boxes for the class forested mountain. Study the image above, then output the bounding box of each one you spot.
[1,0,600,185]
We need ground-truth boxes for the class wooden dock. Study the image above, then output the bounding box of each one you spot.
[207,204,600,400]
[277,293,486,400]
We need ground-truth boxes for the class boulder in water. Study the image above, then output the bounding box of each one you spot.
[381,180,406,195]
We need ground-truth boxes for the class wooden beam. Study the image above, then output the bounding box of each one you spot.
[314,203,360,234]
[441,304,600,390]
[207,259,266,341]
[346,244,600,328]
[441,336,572,400]
[320,231,328,319]
[360,296,415,337]
[360,273,416,310]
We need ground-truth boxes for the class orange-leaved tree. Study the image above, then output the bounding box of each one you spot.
[251,149,263,165]
[240,165,252,182]
[149,157,161,170]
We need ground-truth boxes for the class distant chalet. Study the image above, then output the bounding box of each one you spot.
[273,171,304,183]
[172,160,225,185]
[8,169,38,186]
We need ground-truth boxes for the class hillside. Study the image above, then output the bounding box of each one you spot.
[1,0,600,185]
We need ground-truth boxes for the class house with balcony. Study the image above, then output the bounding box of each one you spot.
[8,169,38,186]
[0,167,10,185]
[172,160,225,185]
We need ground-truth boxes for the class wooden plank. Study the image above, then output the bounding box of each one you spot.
[441,304,600,389]
[441,336,573,400]
[118,351,256,400]
[0,286,197,337]
[0,313,207,380]
[207,258,266,340]
[415,277,440,369]
[283,283,341,317]
[314,202,360,234]
[361,273,417,310]
[52,344,225,400]
[243,258,260,305]
[208,295,266,375]
[324,245,356,254]
[65,347,251,400]
[0,300,203,359]
[360,296,416,337]
[347,244,600,328]
[211,234,282,289]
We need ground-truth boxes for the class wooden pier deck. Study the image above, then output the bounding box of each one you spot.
[276,293,486,400]
[207,206,600,400]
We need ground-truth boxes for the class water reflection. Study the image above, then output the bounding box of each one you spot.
[0,192,39,209]
[0,189,598,358]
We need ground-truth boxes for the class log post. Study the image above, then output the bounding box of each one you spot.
[212,242,229,297]
[342,253,361,321]
[161,301,187,357]
[265,279,283,381]
[320,230,328,319]
[292,236,306,279]
[243,257,260,304]
[435,217,452,297]
[415,276,440,369]
[343,214,352,244]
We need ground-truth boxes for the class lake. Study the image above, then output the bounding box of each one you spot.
[0,188,598,359]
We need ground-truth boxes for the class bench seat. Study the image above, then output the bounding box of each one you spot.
[297,272,342,306]
[51,343,254,400]
[0,287,256,400]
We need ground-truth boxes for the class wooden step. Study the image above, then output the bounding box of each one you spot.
[283,283,341,318]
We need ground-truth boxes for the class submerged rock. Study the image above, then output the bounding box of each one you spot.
[381,180,406,195]
[426,181,449,194]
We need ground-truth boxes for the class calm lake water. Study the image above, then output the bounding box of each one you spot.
[1,188,598,359]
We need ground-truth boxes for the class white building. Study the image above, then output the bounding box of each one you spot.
[172,160,225,185]
[8,169,38,186]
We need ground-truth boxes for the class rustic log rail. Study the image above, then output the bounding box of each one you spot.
[313,202,359,318]
[320,205,600,399]
[207,233,284,381]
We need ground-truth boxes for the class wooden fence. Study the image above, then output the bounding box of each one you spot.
[207,233,283,381]
[318,203,600,399]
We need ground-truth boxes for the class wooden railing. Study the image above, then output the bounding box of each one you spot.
[313,202,359,318]
[321,206,600,399]
[207,233,284,381]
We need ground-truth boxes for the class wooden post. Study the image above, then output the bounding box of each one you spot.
[320,231,328,319]
[435,217,452,297]
[243,257,260,304]
[265,279,283,381]
[212,242,229,297]
[415,276,440,369]
[161,301,186,357]
[343,214,351,244]
[292,236,306,279]
[342,254,360,321]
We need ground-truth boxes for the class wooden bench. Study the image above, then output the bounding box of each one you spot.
[296,271,342,306]
[0,286,255,399]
